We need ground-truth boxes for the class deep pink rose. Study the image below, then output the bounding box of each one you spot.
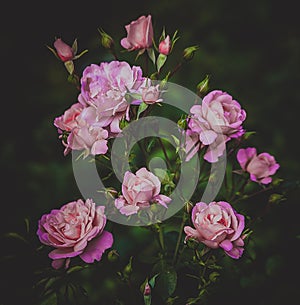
[188,90,246,162]
[184,201,245,259]
[159,35,171,55]
[54,102,84,132]
[66,106,109,157]
[53,38,74,62]
[78,60,146,133]
[237,147,280,184]
[37,198,113,269]
[115,167,171,216]
[120,15,153,50]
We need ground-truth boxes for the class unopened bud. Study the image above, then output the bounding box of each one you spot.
[53,38,74,62]
[196,75,210,96]
[185,201,193,214]
[107,249,119,262]
[144,282,151,296]
[98,28,114,49]
[159,35,171,55]
[183,45,199,61]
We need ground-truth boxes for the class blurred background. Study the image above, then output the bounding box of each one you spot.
[1,0,300,304]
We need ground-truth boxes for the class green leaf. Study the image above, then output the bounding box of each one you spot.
[5,232,28,243]
[243,131,256,140]
[156,267,177,299]
[66,265,86,274]
[147,48,156,65]
[40,292,57,305]
[64,60,74,75]
[72,38,78,55]
[157,53,167,72]
[149,273,159,288]
[137,102,149,119]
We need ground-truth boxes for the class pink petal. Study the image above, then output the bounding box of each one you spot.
[80,231,113,263]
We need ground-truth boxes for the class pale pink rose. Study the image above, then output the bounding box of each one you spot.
[54,102,84,132]
[53,38,74,62]
[78,60,146,133]
[237,147,280,184]
[115,167,171,216]
[188,90,246,163]
[37,198,113,269]
[65,106,109,157]
[159,35,171,55]
[184,201,245,259]
[142,84,163,104]
[120,15,153,51]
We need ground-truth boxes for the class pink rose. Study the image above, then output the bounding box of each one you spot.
[115,167,171,216]
[142,84,163,104]
[184,201,245,259]
[66,106,109,157]
[120,15,154,51]
[237,147,280,184]
[53,38,74,62]
[159,35,171,55]
[37,198,113,269]
[188,90,246,162]
[54,102,84,132]
[78,60,146,133]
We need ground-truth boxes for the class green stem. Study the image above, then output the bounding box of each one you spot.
[158,138,172,170]
[172,211,188,265]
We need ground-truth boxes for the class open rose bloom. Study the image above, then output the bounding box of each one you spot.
[37,199,113,269]
[237,147,280,184]
[78,60,147,133]
[115,167,171,216]
[187,90,246,163]
[184,201,245,259]
[54,104,108,157]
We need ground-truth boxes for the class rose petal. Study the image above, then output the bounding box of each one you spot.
[80,231,113,263]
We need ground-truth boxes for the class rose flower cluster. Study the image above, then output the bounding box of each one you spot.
[37,14,280,273]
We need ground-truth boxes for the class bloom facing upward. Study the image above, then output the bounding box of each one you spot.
[37,199,113,269]
[115,167,171,216]
[184,201,245,259]
[78,60,146,133]
[120,15,154,51]
[237,147,280,184]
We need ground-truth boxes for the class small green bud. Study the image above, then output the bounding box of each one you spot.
[98,28,114,49]
[107,249,119,262]
[196,75,210,96]
[183,45,199,61]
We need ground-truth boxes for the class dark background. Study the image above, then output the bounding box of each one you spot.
[1,0,300,304]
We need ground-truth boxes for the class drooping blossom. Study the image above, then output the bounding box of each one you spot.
[237,147,280,184]
[187,90,246,162]
[37,198,113,269]
[120,15,153,51]
[184,201,245,259]
[78,60,147,133]
[115,167,171,216]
